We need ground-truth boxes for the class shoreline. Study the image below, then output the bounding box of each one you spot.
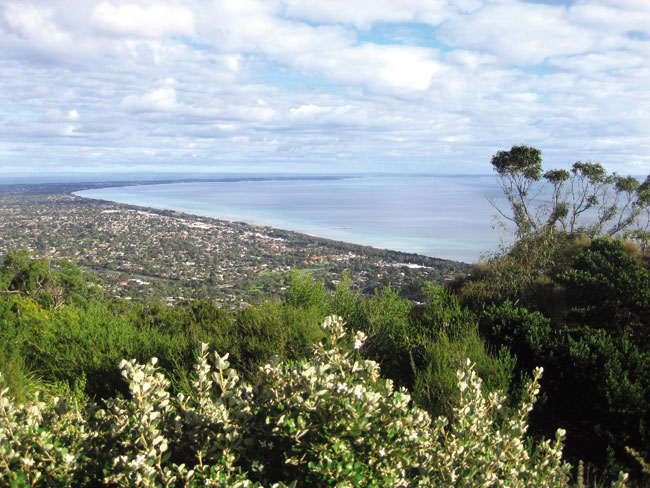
[71,191,465,265]
[69,175,499,263]
[0,174,357,196]
[1,183,472,303]
[2,176,498,263]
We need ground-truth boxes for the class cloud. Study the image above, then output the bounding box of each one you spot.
[290,104,325,115]
[569,0,650,35]
[37,109,81,122]
[322,43,442,93]
[439,2,596,65]
[0,2,92,61]
[208,0,443,94]
[283,0,464,29]
[0,0,649,175]
[2,4,67,43]
[91,2,194,39]
[120,86,179,113]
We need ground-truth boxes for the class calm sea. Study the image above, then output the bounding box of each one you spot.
[74,175,512,263]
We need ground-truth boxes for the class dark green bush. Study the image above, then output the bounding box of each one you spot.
[556,238,650,336]
[480,300,650,479]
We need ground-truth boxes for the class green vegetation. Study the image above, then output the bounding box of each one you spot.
[1,243,646,485]
[0,254,501,415]
[2,157,650,486]
[468,238,650,480]
[490,145,650,241]
[1,317,582,487]
[452,145,650,483]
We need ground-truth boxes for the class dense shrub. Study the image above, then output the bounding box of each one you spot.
[213,300,326,380]
[0,316,590,487]
[284,270,330,317]
[453,229,568,311]
[556,238,650,336]
[480,300,650,480]
[0,258,331,402]
[333,282,513,419]
[408,284,514,418]
[457,235,650,481]
[0,251,102,309]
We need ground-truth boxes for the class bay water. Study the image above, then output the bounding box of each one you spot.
[74,174,512,263]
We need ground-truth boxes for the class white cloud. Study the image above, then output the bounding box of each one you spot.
[290,104,326,115]
[283,0,462,29]
[439,2,596,65]
[285,103,366,127]
[569,0,650,35]
[0,0,649,175]
[120,86,179,113]
[36,108,81,123]
[0,3,91,61]
[331,43,441,93]
[207,0,442,94]
[3,4,66,43]
[62,124,83,137]
[219,100,277,123]
[91,2,194,39]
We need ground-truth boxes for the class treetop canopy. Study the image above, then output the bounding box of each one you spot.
[491,145,542,180]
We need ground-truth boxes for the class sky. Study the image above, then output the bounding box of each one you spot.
[0,0,649,177]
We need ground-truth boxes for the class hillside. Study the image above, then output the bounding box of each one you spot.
[1,171,650,486]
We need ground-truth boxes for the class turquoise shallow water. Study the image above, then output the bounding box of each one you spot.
[75,175,511,263]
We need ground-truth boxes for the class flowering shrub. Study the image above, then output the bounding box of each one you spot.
[0,316,630,487]
[0,383,86,486]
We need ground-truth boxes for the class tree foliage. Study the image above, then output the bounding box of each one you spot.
[490,146,650,243]
[0,251,101,309]
[490,145,543,236]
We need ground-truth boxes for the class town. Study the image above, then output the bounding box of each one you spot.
[0,183,468,306]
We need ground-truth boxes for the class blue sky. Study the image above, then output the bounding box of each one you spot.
[0,0,649,177]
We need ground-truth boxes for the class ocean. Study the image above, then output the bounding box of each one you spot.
[74,174,512,263]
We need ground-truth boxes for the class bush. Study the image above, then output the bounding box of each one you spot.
[409,284,514,418]
[556,238,650,336]
[284,271,329,317]
[0,316,594,487]
[0,251,102,310]
[214,300,326,379]
[480,301,650,480]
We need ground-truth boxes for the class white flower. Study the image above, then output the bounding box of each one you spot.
[379,448,386,457]
[353,330,366,349]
